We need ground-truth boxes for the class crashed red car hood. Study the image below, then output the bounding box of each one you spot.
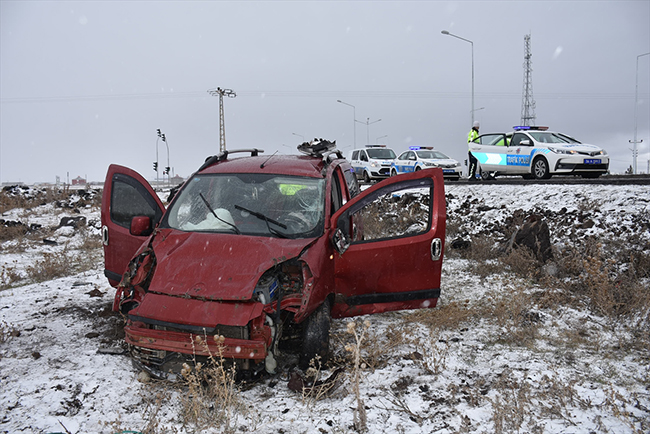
[148,229,314,301]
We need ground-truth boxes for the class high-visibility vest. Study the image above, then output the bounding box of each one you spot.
[468,129,479,143]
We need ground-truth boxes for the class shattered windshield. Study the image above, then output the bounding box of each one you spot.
[163,173,326,238]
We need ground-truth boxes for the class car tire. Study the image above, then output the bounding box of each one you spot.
[300,298,331,369]
[391,169,397,177]
[414,166,421,171]
[363,171,371,184]
[532,157,551,180]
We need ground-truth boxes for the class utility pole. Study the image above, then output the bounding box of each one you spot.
[520,34,536,126]
[630,52,650,174]
[208,87,237,153]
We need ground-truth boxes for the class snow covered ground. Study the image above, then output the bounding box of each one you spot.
[1,182,648,434]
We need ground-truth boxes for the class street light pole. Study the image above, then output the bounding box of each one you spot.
[356,117,382,145]
[377,135,388,144]
[337,99,357,149]
[442,30,475,127]
[292,132,305,142]
[631,52,650,174]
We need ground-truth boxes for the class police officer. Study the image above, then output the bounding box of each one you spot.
[467,121,480,180]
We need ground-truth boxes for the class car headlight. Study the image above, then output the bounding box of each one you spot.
[549,147,577,155]
[370,162,379,168]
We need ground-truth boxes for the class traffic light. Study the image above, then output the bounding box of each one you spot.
[153,162,158,172]
[164,167,171,175]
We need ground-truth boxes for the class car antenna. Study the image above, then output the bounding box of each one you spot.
[260,150,278,169]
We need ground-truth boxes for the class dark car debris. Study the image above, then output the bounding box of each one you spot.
[100,139,446,380]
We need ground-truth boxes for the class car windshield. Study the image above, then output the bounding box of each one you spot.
[528,132,577,144]
[416,150,449,159]
[163,173,326,238]
[367,148,396,159]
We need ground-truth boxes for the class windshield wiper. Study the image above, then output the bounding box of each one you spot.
[199,193,241,234]
[234,204,289,238]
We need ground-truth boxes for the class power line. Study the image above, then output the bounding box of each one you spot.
[0,90,645,104]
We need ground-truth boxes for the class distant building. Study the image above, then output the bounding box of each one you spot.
[170,175,185,186]
[72,176,86,186]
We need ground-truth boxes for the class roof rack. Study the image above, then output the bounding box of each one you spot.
[297,138,338,158]
[198,148,264,171]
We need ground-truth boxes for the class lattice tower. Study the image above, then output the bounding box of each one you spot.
[520,34,537,126]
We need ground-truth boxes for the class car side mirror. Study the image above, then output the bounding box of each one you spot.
[331,227,350,255]
[520,139,531,146]
[130,216,152,236]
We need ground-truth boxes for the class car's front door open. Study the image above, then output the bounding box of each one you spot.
[330,169,446,318]
[101,164,165,286]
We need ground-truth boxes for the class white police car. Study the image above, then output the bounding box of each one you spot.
[469,126,609,179]
[349,145,397,183]
[391,147,462,180]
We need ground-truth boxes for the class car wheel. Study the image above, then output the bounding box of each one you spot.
[363,171,371,184]
[391,169,397,177]
[300,298,331,369]
[414,166,421,171]
[532,157,550,179]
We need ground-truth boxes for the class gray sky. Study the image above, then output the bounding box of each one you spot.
[1,0,649,184]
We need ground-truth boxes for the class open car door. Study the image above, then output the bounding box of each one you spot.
[329,168,446,318]
[101,164,165,286]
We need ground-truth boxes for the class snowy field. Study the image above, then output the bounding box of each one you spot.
[1,182,649,434]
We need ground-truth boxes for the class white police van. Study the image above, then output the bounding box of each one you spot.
[470,126,609,179]
[391,147,462,180]
[348,145,397,183]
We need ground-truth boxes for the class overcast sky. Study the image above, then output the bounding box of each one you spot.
[1,0,649,184]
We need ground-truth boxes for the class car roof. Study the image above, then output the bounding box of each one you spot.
[199,154,332,178]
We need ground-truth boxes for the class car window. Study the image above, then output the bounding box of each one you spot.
[163,173,326,238]
[110,176,161,229]
[360,151,368,162]
[511,133,529,147]
[351,150,359,160]
[331,171,343,214]
[347,179,432,243]
[366,148,396,159]
[416,150,449,159]
[343,167,360,198]
[477,134,506,146]
[408,151,416,161]
[397,151,409,160]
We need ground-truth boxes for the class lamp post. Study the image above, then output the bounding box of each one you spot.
[356,117,382,146]
[631,52,650,174]
[442,30,475,127]
[292,132,305,142]
[337,99,357,149]
[377,135,388,144]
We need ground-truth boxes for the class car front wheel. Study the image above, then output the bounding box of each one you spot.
[532,157,551,180]
[363,171,371,183]
[300,298,331,369]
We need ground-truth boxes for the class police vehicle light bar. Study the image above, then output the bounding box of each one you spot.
[513,126,548,131]
[409,146,433,150]
[366,144,386,148]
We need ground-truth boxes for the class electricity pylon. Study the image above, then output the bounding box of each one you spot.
[208,87,237,153]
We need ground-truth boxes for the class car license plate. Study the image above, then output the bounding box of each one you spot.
[443,169,454,173]
[584,159,601,165]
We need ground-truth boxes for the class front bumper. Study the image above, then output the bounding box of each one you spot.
[554,156,609,174]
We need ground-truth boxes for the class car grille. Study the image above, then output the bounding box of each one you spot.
[152,323,248,340]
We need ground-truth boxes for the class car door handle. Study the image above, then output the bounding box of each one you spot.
[102,225,109,246]
[431,238,442,261]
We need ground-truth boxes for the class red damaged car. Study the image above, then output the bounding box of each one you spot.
[101,140,446,378]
